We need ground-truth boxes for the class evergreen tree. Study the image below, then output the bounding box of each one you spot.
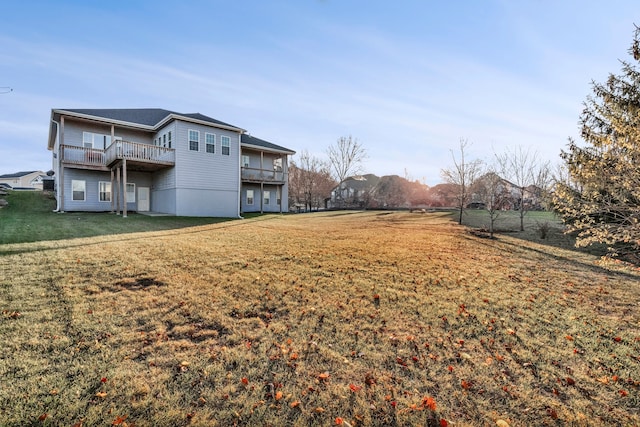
[554,26,640,261]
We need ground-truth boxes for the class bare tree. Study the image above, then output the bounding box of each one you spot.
[289,150,335,212]
[474,166,511,238]
[495,146,550,231]
[440,138,482,225]
[327,135,367,207]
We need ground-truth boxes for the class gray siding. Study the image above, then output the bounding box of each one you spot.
[176,188,238,217]
[63,169,151,212]
[174,120,240,191]
[241,184,285,213]
[63,120,153,148]
[151,188,177,214]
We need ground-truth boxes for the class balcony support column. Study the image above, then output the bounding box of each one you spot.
[122,158,128,218]
[260,182,264,214]
[116,165,121,215]
[110,168,115,213]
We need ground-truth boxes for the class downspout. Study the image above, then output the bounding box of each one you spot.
[50,119,61,212]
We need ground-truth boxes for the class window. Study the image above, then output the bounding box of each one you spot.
[277,188,281,205]
[83,132,119,149]
[163,134,167,147]
[82,132,94,148]
[221,135,230,155]
[99,182,111,202]
[246,190,254,205]
[167,131,172,148]
[273,158,283,171]
[126,183,135,203]
[205,133,215,154]
[189,130,199,151]
[264,191,270,205]
[242,155,250,168]
[72,180,86,201]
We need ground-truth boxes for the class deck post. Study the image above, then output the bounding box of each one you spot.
[122,158,127,218]
[260,182,264,214]
[116,165,121,215]
[110,168,114,213]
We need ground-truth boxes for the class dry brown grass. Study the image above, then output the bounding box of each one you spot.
[1,211,639,426]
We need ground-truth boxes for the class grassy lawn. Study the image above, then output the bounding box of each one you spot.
[0,191,234,246]
[1,205,639,425]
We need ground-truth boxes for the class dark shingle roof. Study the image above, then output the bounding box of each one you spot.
[0,171,40,179]
[59,108,241,130]
[241,134,295,154]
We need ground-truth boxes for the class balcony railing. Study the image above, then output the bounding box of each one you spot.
[105,140,175,166]
[241,167,285,183]
[61,145,106,168]
[61,141,175,169]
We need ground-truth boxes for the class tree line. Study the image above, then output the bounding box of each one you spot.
[289,26,640,262]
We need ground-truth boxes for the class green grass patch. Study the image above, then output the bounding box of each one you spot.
[0,191,234,245]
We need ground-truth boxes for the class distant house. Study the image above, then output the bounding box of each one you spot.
[327,174,380,209]
[47,108,295,217]
[0,171,46,190]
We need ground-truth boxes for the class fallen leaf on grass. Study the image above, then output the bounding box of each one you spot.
[619,390,628,397]
[95,391,107,398]
[495,419,509,427]
[422,396,436,411]
[349,384,362,392]
[38,414,48,422]
[290,400,300,408]
[318,372,330,380]
[275,391,283,400]
[112,415,128,425]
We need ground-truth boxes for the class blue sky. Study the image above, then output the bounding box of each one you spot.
[1,0,638,184]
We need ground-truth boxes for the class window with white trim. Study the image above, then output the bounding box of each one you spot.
[189,130,199,151]
[72,180,86,201]
[126,183,135,203]
[205,133,215,154]
[82,132,120,149]
[163,134,167,147]
[246,189,254,205]
[242,155,250,168]
[273,158,283,171]
[99,181,111,202]
[221,135,230,155]
[264,190,270,205]
[167,131,172,148]
[277,188,281,205]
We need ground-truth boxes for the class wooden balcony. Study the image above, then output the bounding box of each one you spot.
[61,141,175,172]
[241,167,285,184]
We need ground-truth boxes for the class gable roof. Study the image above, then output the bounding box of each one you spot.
[48,108,296,155]
[54,108,242,130]
[241,134,295,155]
[0,171,42,179]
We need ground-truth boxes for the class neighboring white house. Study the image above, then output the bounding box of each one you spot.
[47,108,295,217]
[0,171,47,190]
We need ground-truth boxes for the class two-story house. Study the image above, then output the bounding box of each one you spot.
[47,108,295,217]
